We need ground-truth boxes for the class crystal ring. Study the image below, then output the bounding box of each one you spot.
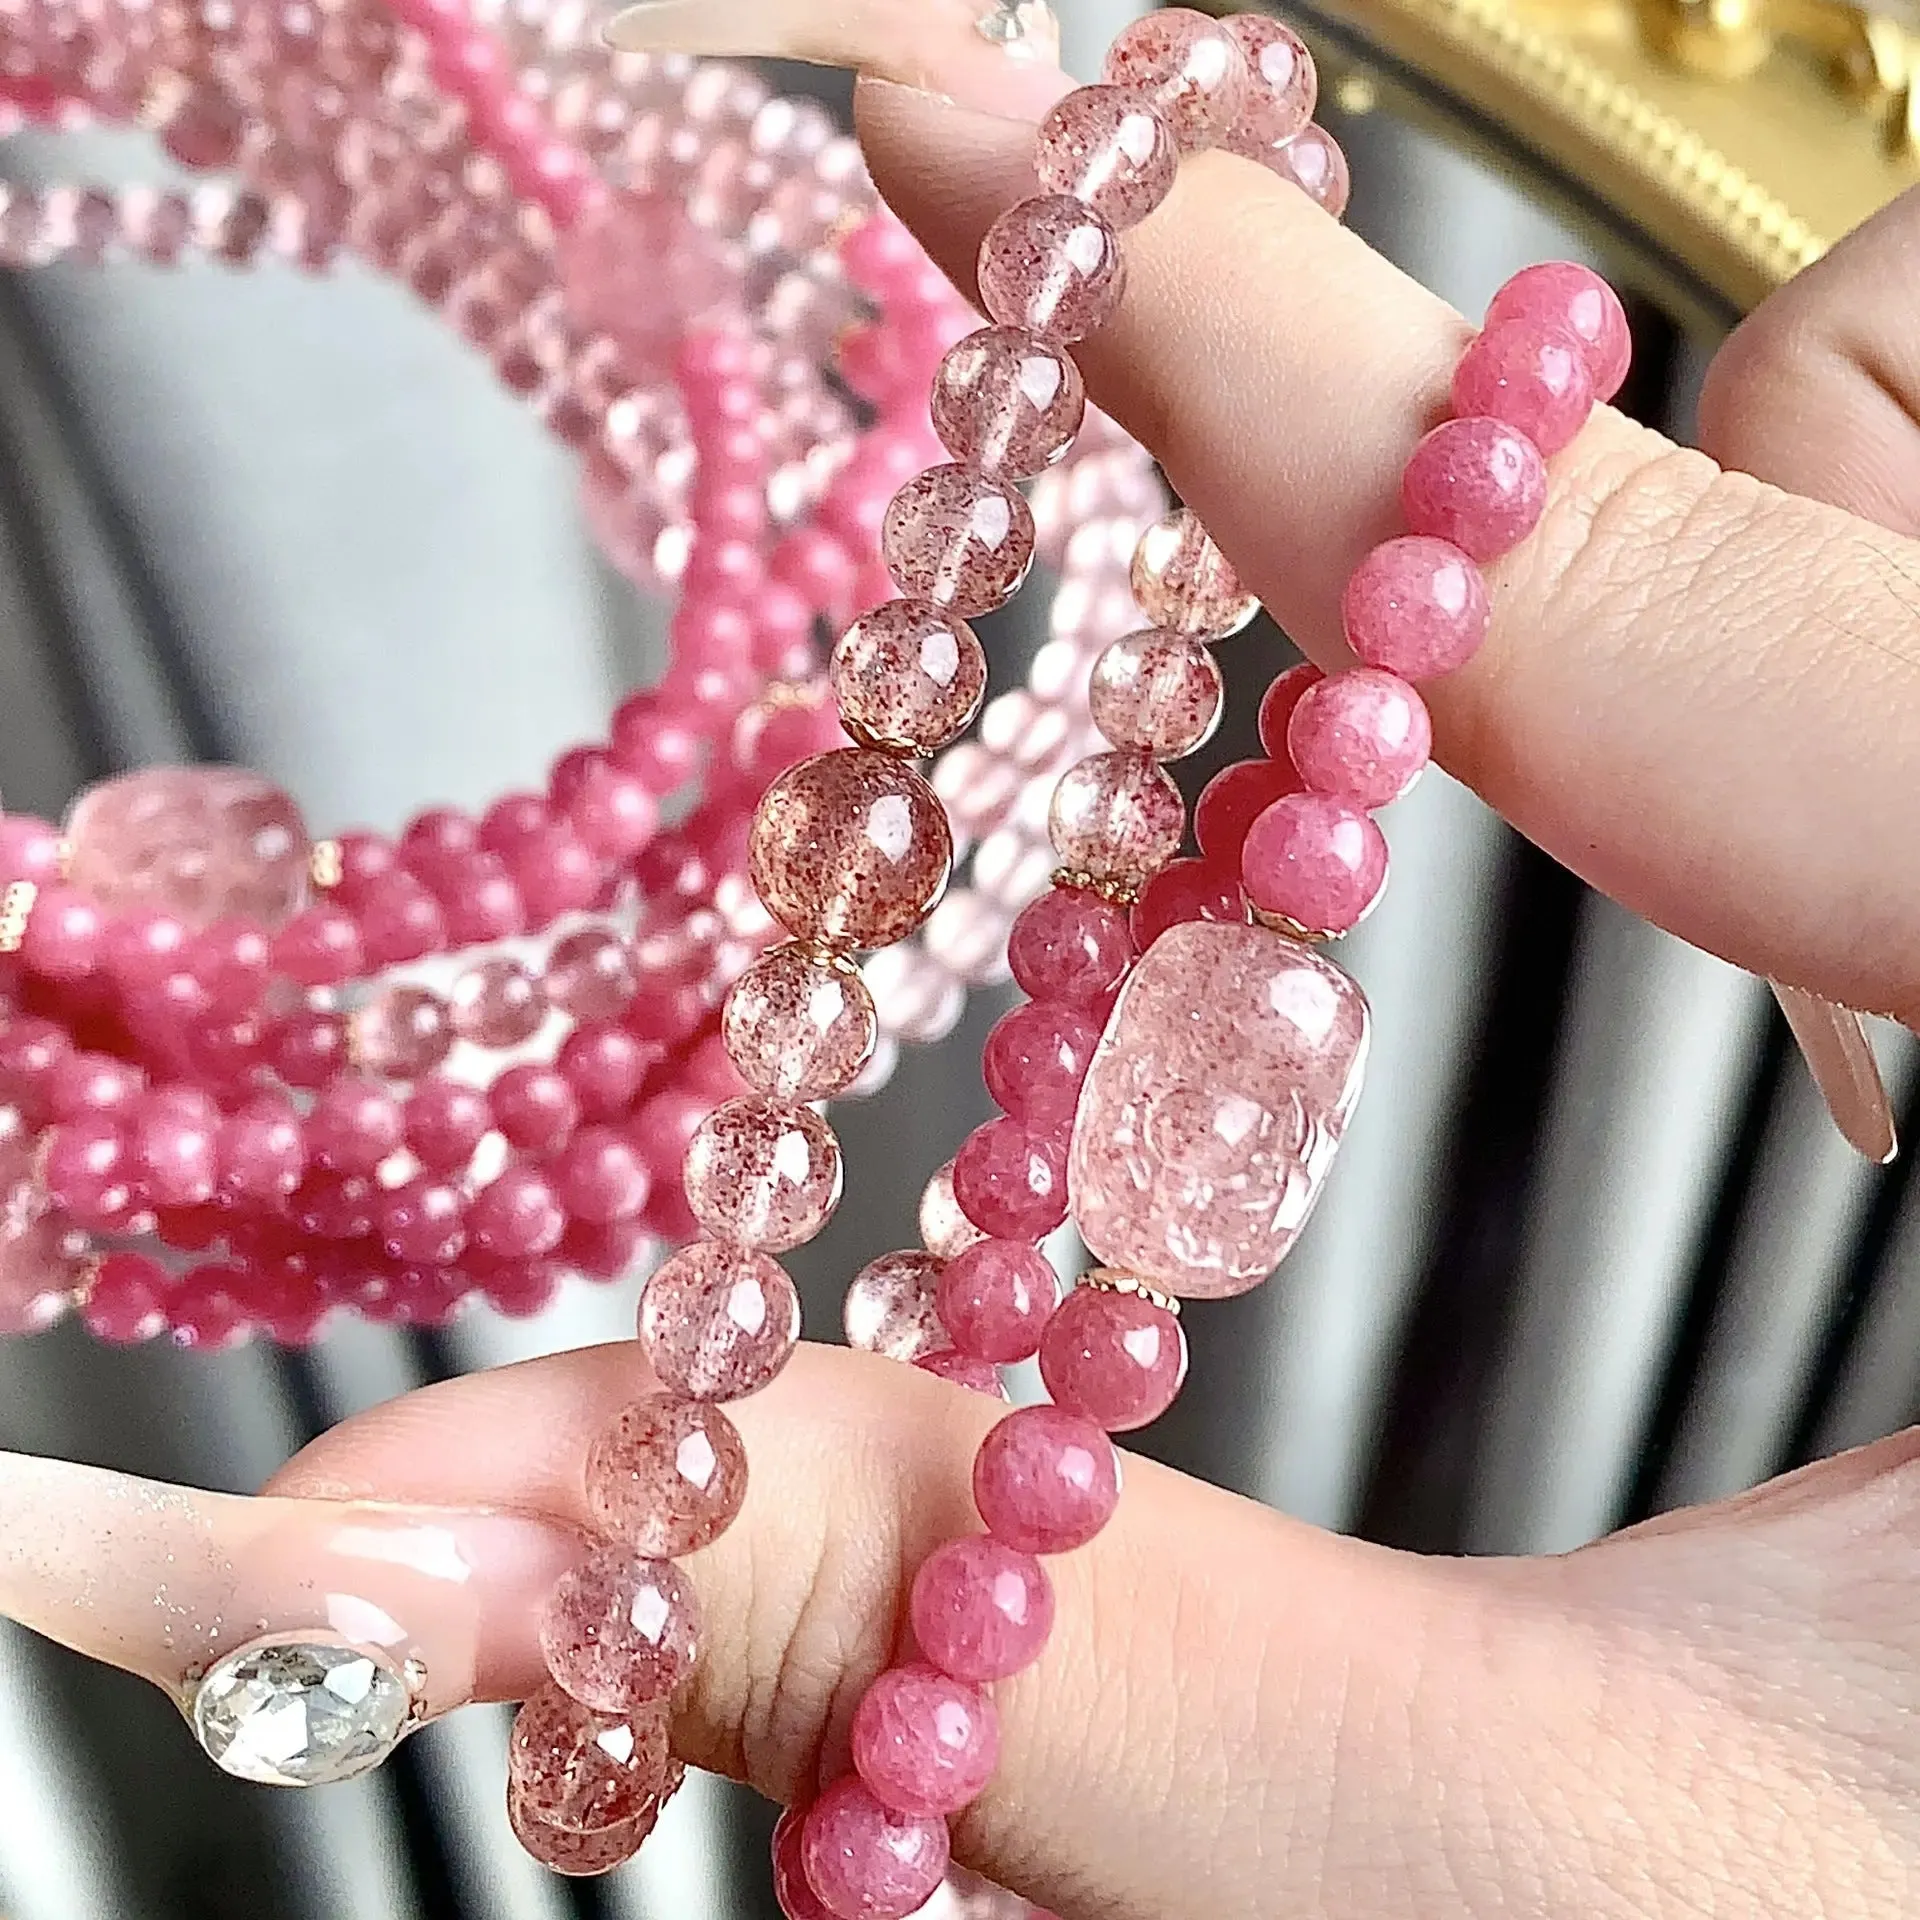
[188,1634,424,1788]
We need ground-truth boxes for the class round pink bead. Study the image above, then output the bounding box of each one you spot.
[952,1118,1068,1241]
[1087,629,1224,758]
[1487,261,1631,403]
[405,1080,490,1172]
[491,1066,580,1155]
[508,1681,672,1835]
[217,1095,307,1201]
[43,1116,133,1231]
[130,1089,218,1207]
[1342,536,1491,681]
[844,1249,946,1361]
[1256,661,1325,759]
[539,1544,700,1713]
[1130,508,1258,637]
[683,1096,841,1252]
[1048,751,1184,888]
[1130,856,1246,950]
[449,958,546,1048]
[1101,7,1247,151]
[552,1126,651,1225]
[639,1239,802,1399]
[1451,318,1594,458]
[83,1250,168,1343]
[0,1207,81,1334]
[272,904,364,986]
[507,1786,654,1875]
[936,1238,1057,1363]
[1006,887,1132,1007]
[1034,83,1178,229]
[21,886,104,981]
[972,1404,1119,1555]
[909,1535,1055,1682]
[977,193,1125,345]
[830,599,987,755]
[1224,14,1316,150]
[307,1077,404,1174]
[930,326,1085,479]
[352,986,453,1079]
[557,1025,652,1121]
[0,816,61,887]
[585,1395,748,1556]
[750,751,952,951]
[1240,791,1389,936]
[1038,1286,1188,1432]
[1400,416,1546,562]
[850,1663,1000,1818]
[378,1177,468,1265]
[1266,124,1350,217]
[1287,667,1432,808]
[773,1805,836,1920]
[798,1775,949,1920]
[48,1052,142,1121]
[353,872,447,968]
[468,1165,567,1259]
[722,945,877,1102]
[880,464,1035,617]
[915,1349,1008,1397]
[546,929,639,1023]
[981,1002,1100,1130]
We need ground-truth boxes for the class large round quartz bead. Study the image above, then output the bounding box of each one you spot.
[65,768,311,930]
[192,1638,411,1786]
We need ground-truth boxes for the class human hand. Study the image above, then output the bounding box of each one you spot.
[12,12,1920,1918]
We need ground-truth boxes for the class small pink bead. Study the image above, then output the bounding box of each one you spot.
[1101,7,1248,151]
[977,194,1126,345]
[1451,318,1594,458]
[450,959,547,1049]
[915,1349,1008,1397]
[468,1165,567,1259]
[552,1125,651,1224]
[84,1250,169,1343]
[43,1115,133,1231]
[936,1238,1057,1363]
[799,1775,949,1920]
[104,910,190,989]
[378,1177,468,1265]
[1256,661,1325,759]
[982,1002,1100,1130]
[830,599,987,755]
[1262,123,1350,218]
[491,1066,580,1155]
[1035,83,1178,229]
[1038,1285,1188,1431]
[1287,666,1432,807]
[564,756,659,861]
[844,1249,947,1361]
[773,1805,836,1920]
[558,1025,653,1121]
[271,905,365,986]
[0,816,61,886]
[972,1404,1119,1554]
[1487,261,1631,403]
[21,885,104,981]
[683,1095,842,1251]
[265,1009,345,1089]
[1087,629,1224,758]
[307,1077,404,1174]
[1225,14,1316,149]
[851,1663,1000,1818]
[507,1681,673,1836]
[433,855,527,946]
[585,1395,748,1556]
[919,1162,987,1263]
[881,465,1035,617]
[513,829,603,928]
[545,929,639,1024]
[722,945,878,1103]
[540,1544,700,1713]
[1006,888,1133,1007]
[1130,508,1259,637]
[130,1089,219,1207]
[909,1535,1055,1682]
[352,985,453,1079]
[930,326,1085,479]
[192,917,271,1016]
[1048,751,1184,888]
[48,1052,143,1121]
[611,694,702,792]
[1240,791,1389,936]
[1342,536,1491,681]
[404,1080,491,1172]
[638,1239,802,1399]
[1130,856,1246,949]
[218,1095,307,1201]
[352,872,446,968]
[952,1117,1068,1241]
[1401,416,1546,562]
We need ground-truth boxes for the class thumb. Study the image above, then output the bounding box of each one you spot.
[851,75,1920,1031]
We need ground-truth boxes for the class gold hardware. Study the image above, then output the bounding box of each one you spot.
[1248,902,1338,943]
[1081,1268,1181,1316]
[1050,867,1140,907]
[0,881,37,954]
[309,839,344,890]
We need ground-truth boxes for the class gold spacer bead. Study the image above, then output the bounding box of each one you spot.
[1050,867,1140,908]
[839,714,921,758]
[309,839,344,890]
[1248,903,1339,944]
[1080,1268,1180,1316]
[0,879,39,954]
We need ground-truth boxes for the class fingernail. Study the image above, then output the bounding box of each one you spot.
[0,1452,583,1718]
[604,0,1074,120]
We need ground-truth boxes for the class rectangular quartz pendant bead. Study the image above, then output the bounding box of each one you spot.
[1067,920,1369,1299]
